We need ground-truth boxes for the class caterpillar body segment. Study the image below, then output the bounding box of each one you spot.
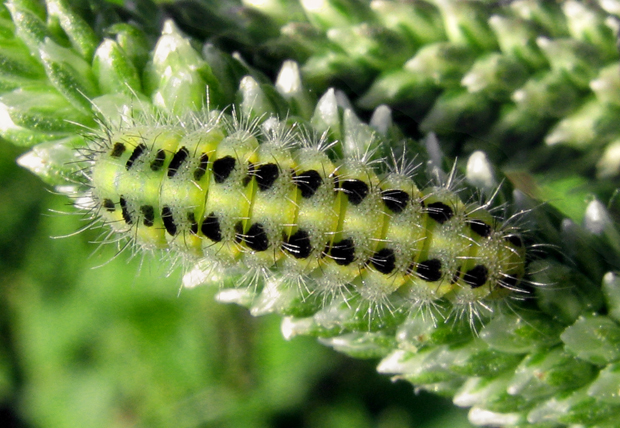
[160,126,225,257]
[86,112,527,318]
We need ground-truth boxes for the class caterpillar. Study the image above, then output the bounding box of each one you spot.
[79,108,527,324]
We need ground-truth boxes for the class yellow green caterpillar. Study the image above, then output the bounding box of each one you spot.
[83,109,526,321]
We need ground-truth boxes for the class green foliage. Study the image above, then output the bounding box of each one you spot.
[1,1,620,427]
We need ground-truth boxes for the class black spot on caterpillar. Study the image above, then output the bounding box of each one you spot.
[80,111,527,323]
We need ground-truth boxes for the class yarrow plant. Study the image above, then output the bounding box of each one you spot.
[3,1,620,427]
[163,0,620,181]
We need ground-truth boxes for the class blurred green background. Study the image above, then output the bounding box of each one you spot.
[0,141,474,427]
